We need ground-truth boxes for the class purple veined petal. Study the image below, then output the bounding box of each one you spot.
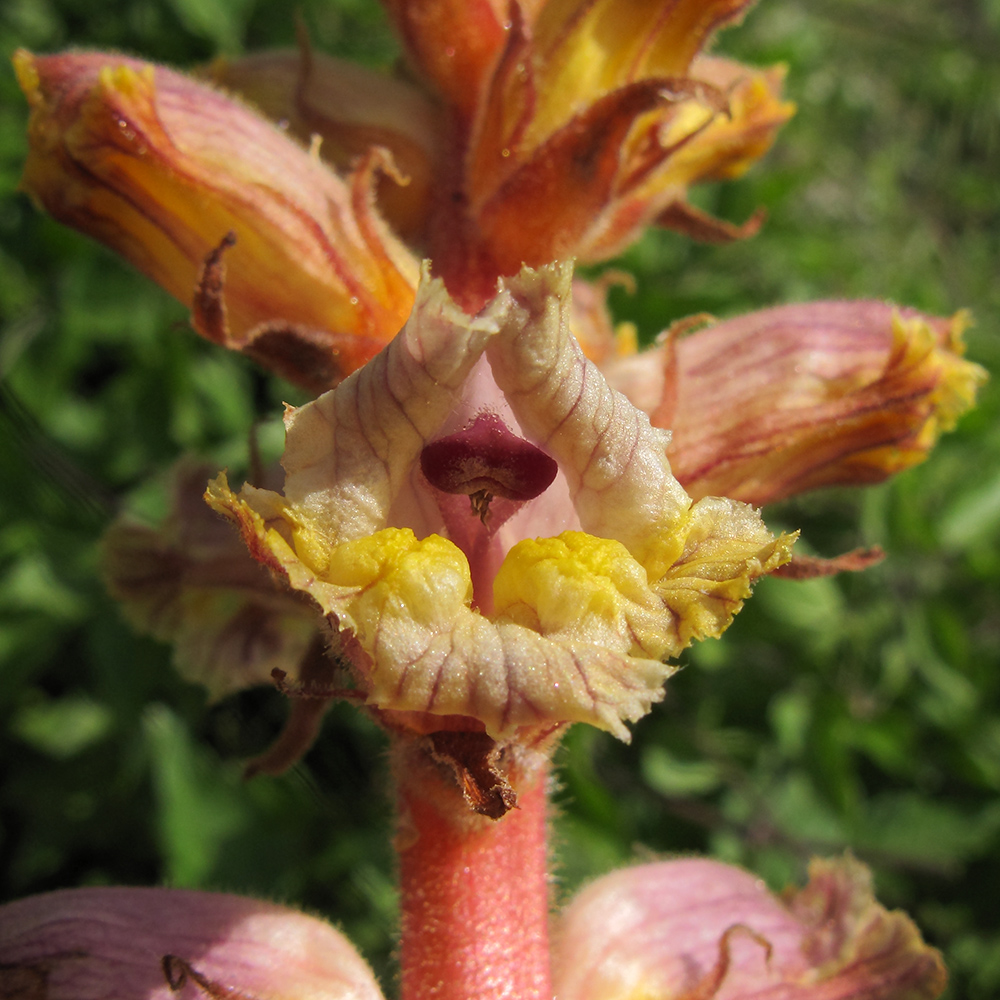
[486,262,691,553]
[207,261,791,742]
[659,301,985,506]
[0,886,385,1000]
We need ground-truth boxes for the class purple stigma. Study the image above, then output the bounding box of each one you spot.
[420,412,558,505]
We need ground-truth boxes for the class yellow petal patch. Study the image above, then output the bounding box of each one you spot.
[327,529,474,635]
[640,496,797,650]
[494,532,672,659]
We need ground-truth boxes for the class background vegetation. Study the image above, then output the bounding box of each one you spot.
[1,0,999,996]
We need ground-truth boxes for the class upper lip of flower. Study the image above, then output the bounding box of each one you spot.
[207,260,794,742]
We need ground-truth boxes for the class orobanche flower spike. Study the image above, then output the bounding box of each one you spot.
[5,1,977,999]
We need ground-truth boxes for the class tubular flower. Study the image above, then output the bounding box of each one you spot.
[14,48,419,390]
[207,262,793,741]
[598,300,987,506]
[0,855,945,1000]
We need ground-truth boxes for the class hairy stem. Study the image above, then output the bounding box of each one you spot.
[394,736,552,1000]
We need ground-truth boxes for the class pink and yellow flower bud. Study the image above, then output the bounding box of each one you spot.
[14,49,419,390]
[603,301,986,506]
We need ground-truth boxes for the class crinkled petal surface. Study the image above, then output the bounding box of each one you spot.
[207,262,792,740]
[0,886,384,1000]
[552,855,946,1000]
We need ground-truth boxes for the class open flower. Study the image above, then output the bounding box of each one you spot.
[207,262,793,741]
[0,855,945,1000]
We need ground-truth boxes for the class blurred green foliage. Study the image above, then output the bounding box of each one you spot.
[1,1,999,997]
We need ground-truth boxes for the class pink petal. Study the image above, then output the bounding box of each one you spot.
[0,886,384,1000]
[553,856,946,1000]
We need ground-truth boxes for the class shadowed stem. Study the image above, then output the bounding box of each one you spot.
[394,736,553,1000]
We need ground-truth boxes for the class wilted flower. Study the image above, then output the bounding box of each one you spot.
[103,461,319,702]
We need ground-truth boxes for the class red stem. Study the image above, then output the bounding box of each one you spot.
[395,740,553,1000]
